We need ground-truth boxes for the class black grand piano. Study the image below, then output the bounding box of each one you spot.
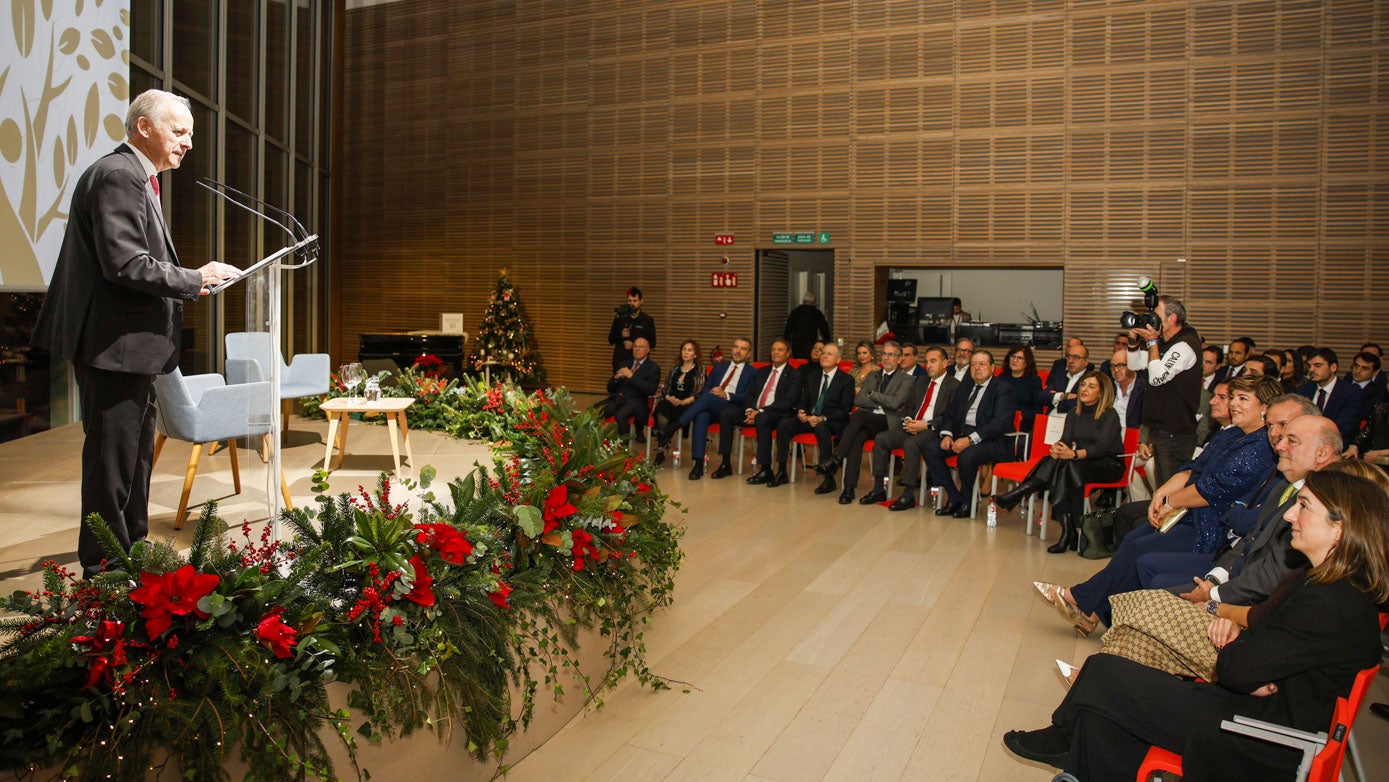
[359,332,467,377]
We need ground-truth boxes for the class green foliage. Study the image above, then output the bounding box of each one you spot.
[465,269,547,387]
[0,382,682,780]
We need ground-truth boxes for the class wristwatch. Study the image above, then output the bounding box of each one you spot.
[1205,600,1219,616]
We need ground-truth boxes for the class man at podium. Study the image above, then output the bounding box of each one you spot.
[31,89,241,578]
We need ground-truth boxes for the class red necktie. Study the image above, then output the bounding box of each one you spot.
[720,364,738,390]
[149,174,160,202]
[914,379,937,420]
[757,367,779,408]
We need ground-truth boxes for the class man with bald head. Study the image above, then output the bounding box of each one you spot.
[33,89,241,577]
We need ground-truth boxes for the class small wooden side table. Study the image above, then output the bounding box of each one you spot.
[320,397,416,476]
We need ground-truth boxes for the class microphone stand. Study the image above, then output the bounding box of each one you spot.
[197,178,321,542]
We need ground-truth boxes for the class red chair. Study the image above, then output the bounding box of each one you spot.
[788,358,807,368]
[838,360,856,374]
[1037,368,1050,387]
[1037,426,1142,540]
[987,413,1054,533]
[1136,664,1381,782]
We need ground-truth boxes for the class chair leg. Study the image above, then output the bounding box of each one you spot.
[918,461,928,505]
[1025,495,1036,536]
[176,442,204,530]
[227,439,242,494]
[153,433,167,469]
[1039,490,1050,541]
[789,442,799,484]
[887,456,895,488]
[280,470,294,510]
[259,432,271,464]
[282,398,293,433]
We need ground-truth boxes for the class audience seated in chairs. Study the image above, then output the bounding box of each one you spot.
[650,339,703,466]
[1047,337,1094,384]
[654,336,754,480]
[779,343,856,495]
[997,345,1046,449]
[898,342,925,378]
[797,341,826,390]
[1045,342,1091,415]
[1003,467,1389,782]
[1346,399,1389,463]
[950,337,974,383]
[991,371,1125,552]
[1033,374,1282,635]
[850,340,876,393]
[1109,346,1147,430]
[599,336,660,442]
[1348,350,1388,423]
[816,341,912,504]
[923,349,1017,518]
[737,339,804,487]
[868,345,960,511]
[1297,347,1365,447]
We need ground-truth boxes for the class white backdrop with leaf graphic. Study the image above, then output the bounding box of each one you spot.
[1,0,129,290]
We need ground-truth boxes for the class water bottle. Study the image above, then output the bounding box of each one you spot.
[986,500,998,528]
[364,377,381,402]
[671,447,680,467]
[930,486,940,508]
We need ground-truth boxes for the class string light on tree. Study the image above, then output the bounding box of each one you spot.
[467,269,547,386]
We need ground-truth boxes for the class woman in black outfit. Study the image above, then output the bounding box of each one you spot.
[996,345,1046,456]
[991,370,1124,553]
[1345,402,1389,462]
[651,339,704,465]
[1003,468,1389,781]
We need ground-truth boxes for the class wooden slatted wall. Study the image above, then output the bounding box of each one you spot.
[335,0,1389,392]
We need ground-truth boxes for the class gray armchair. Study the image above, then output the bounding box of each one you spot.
[224,332,330,430]
[152,368,291,529]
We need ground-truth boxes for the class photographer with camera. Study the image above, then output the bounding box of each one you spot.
[1122,280,1203,486]
[607,286,657,370]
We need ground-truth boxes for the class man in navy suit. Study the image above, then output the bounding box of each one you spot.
[1045,342,1090,414]
[1109,347,1147,430]
[779,343,856,495]
[656,337,755,479]
[1347,351,1387,422]
[924,350,1017,517]
[899,343,926,378]
[31,90,241,577]
[738,339,804,486]
[1212,337,1255,385]
[599,337,660,441]
[1047,337,1094,383]
[1296,347,1364,447]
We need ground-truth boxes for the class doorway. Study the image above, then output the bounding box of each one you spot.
[755,249,835,359]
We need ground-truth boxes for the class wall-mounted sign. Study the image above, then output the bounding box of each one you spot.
[773,233,819,245]
[714,234,735,245]
[710,272,739,288]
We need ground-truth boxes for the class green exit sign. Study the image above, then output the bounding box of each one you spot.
[773,232,831,245]
[772,233,795,244]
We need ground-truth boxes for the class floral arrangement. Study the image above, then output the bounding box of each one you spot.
[0,385,682,781]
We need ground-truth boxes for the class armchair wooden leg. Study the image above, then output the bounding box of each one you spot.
[258,433,270,464]
[176,442,204,530]
[227,439,242,494]
[153,432,167,469]
[282,398,293,433]
[280,470,293,510]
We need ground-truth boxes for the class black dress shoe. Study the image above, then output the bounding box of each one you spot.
[838,487,856,504]
[653,450,666,466]
[767,470,789,487]
[746,468,772,485]
[860,486,888,505]
[1370,702,1389,721]
[1002,728,1069,769]
[814,476,838,495]
[710,461,733,479]
[951,503,973,518]
[688,463,704,480]
[888,494,917,512]
[816,454,842,477]
[935,501,963,517]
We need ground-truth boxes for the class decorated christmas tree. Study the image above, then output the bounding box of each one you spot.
[467,269,547,386]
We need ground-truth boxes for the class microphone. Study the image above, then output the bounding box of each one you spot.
[196,178,320,266]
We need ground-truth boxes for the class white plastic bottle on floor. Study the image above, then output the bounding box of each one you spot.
[986,500,998,528]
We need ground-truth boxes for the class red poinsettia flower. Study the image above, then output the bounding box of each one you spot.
[414,523,474,564]
[72,619,128,691]
[541,485,578,534]
[609,511,626,535]
[403,555,435,606]
[570,529,599,572]
[129,565,220,639]
[487,580,513,610]
[255,607,298,659]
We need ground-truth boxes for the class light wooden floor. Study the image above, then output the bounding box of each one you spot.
[3,421,1388,781]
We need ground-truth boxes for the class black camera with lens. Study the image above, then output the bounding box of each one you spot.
[614,303,634,318]
[1119,276,1162,332]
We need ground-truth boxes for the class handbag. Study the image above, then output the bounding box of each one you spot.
[1102,590,1218,681]
[1077,508,1127,559]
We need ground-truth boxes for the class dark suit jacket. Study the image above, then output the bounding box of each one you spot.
[853,368,913,413]
[606,358,660,408]
[1048,356,1095,381]
[1296,380,1365,446]
[1353,378,1388,422]
[1044,368,1086,414]
[702,361,758,407]
[1115,373,1148,430]
[32,144,202,374]
[1215,475,1302,606]
[886,373,960,433]
[746,363,803,415]
[938,377,1016,444]
[796,368,855,425]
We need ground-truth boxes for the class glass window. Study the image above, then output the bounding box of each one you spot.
[266,0,291,142]
[129,0,162,69]
[169,101,218,374]
[227,0,259,124]
[171,0,217,101]
[295,0,316,155]
[222,123,259,332]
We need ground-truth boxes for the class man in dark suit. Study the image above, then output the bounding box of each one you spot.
[1199,345,1223,392]
[1296,347,1364,446]
[924,350,1016,517]
[657,336,755,479]
[1347,351,1388,422]
[782,292,832,360]
[607,286,657,369]
[31,90,241,577]
[1044,342,1090,414]
[817,341,913,503]
[868,346,961,510]
[1047,337,1094,382]
[1108,347,1147,430]
[1211,337,1254,385]
[599,337,660,441]
[779,343,856,495]
[898,343,926,378]
[738,339,804,486]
